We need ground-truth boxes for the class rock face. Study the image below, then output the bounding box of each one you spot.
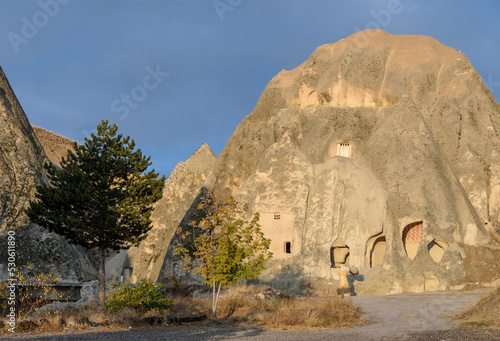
[0,67,47,230]
[114,144,217,283]
[0,66,95,283]
[154,30,500,294]
[4,30,500,294]
[31,126,75,167]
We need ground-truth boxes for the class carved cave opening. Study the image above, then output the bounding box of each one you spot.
[330,245,350,267]
[427,239,449,263]
[370,236,386,268]
[402,221,423,260]
[121,267,133,282]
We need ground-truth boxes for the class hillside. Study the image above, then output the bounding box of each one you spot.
[31,126,75,167]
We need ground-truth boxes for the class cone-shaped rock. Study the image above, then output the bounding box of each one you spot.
[0,67,95,283]
[154,30,500,294]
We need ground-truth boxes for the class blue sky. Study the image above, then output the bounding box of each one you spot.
[1,0,499,177]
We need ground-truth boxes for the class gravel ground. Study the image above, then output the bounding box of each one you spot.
[3,324,500,341]
[407,326,500,340]
[3,289,499,341]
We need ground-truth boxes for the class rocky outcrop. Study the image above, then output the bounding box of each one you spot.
[31,126,75,167]
[120,144,217,283]
[0,66,95,283]
[0,224,96,283]
[156,30,500,294]
[0,67,47,231]
[4,30,500,295]
[238,132,314,256]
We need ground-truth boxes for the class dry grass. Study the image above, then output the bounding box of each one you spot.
[170,295,207,317]
[0,303,138,334]
[458,286,500,328]
[0,284,361,334]
[221,295,360,328]
[176,284,361,328]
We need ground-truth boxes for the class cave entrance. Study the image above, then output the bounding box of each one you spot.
[330,245,350,267]
[370,236,386,267]
[121,267,133,282]
[402,221,423,260]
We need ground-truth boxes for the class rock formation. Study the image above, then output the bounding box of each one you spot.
[0,66,95,283]
[125,143,216,283]
[31,126,75,167]
[0,67,47,230]
[3,29,500,294]
[154,30,500,294]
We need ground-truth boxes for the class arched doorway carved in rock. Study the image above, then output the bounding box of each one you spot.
[402,221,423,260]
[370,236,386,267]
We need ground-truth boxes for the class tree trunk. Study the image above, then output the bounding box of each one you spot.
[212,280,217,320]
[212,281,222,320]
[98,247,106,306]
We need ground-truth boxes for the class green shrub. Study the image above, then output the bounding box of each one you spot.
[106,281,173,314]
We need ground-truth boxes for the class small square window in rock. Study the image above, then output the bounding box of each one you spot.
[274,214,280,220]
[284,242,292,254]
[337,142,351,158]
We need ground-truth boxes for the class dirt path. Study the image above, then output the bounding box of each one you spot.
[348,288,491,337]
[4,289,499,341]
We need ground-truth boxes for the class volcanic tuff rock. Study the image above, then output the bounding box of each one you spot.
[31,125,75,167]
[155,30,500,294]
[118,143,217,283]
[3,29,500,294]
[0,66,47,224]
[0,66,95,283]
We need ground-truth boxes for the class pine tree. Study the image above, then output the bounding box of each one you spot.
[26,120,165,305]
